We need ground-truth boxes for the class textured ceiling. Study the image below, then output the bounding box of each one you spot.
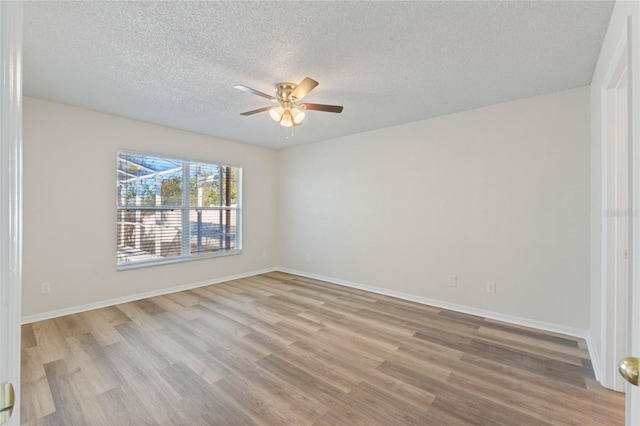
[23,1,614,149]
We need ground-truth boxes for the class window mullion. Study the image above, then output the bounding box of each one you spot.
[181,160,190,256]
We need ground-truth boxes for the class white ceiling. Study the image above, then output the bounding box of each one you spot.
[23,1,614,150]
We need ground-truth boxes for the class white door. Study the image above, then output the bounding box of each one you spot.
[626,91,640,424]
[625,19,640,426]
[0,2,23,426]
[624,10,640,425]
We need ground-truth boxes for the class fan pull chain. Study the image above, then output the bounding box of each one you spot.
[284,126,295,141]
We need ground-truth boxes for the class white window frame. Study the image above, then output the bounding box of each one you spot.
[116,150,242,270]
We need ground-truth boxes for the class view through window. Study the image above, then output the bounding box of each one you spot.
[117,151,241,268]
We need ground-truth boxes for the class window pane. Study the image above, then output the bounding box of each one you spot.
[222,166,239,207]
[190,209,238,255]
[117,209,183,264]
[118,152,183,207]
[189,163,239,207]
[189,162,221,207]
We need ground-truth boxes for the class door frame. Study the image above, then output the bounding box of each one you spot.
[0,2,23,425]
[599,18,631,393]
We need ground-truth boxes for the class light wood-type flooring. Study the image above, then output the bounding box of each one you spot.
[21,272,624,425]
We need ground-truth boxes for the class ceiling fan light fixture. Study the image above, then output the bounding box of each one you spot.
[291,108,305,125]
[269,106,284,122]
[280,110,294,127]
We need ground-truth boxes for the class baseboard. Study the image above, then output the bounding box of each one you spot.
[586,332,602,382]
[21,267,278,324]
[276,267,590,340]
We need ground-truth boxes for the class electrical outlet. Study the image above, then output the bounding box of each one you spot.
[262,250,267,258]
[486,281,496,293]
[41,282,51,294]
[305,253,310,262]
[449,276,457,287]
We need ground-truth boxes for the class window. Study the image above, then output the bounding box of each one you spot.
[117,151,241,268]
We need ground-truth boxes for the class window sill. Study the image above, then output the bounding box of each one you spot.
[116,249,242,271]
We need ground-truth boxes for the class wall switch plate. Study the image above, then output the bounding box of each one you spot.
[41,282,51,294]
[449,276,457,287]
[486,281,496,293]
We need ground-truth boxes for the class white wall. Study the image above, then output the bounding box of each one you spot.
[22,97,279,317]
[278,87,591,330]
[589,0,640,395]
[23,87,593,332]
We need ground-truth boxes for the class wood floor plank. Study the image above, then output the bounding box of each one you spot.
[21,272,624,425]
[159,361,256,425]
[257,354,399,425]
[205,344,328,422]
[77,310,125,347]
[446,371,596,425]
[287,335,398,390]
[101,342,183,425]
[163,289,204,307]
[464,339,593,387]
[378,359,552,426]
[64,333,120,395]
[96,385,162,426]
[30,320,69,364]
[475,326,589,365]
[215,375,309,425]
[42,358,110,426]
[348,381,433,425]
[20,347,55,423]
[113,321,173,371]
[21,324,37,349]
[114,302,164,332]
[229,280,279,297]
[397,342,602,421]
[148,295,204,321]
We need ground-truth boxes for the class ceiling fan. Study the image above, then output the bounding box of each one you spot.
[234,77,343,127]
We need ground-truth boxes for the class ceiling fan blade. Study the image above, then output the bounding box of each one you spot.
[290,77,319,102]
[240,106,276,116]
[299,103,343,113]
[234,85,277,102]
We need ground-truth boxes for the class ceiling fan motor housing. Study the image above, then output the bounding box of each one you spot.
[276,82,298,103]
